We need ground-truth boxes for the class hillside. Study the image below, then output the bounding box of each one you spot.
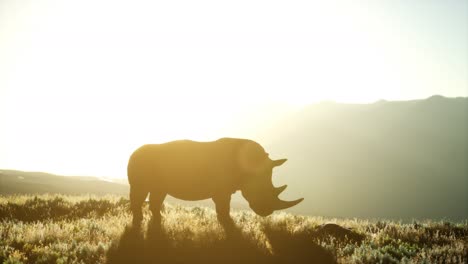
[0,195,466,264]
[0,170,128,196]
[254,96,468,221]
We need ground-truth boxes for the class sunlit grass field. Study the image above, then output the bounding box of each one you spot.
[0,195,466,264]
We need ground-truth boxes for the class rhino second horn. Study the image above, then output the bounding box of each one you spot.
[272,158,287,167]
[274,185,287,196]
[275,198,304,210]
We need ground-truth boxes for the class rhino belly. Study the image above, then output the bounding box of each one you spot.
[166,184,214,201]
[160,171,228,201]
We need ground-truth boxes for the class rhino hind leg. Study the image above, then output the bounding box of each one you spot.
[130,185,148,225]
[149,191,166,222]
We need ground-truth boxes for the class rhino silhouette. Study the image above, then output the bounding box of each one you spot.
[127,138,303,229]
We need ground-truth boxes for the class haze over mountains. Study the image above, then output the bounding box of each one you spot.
[260,95,467,221]
[1,96,467,221]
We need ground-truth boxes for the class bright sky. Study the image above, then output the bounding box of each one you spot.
[0,0,467,177]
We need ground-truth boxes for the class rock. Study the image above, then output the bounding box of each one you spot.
[314,223,365,243]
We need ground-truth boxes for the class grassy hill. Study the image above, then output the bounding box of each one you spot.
[0,194,466,264]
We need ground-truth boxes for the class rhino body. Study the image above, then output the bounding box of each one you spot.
[127,138,303,228]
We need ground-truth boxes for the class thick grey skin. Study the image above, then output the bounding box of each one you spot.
[127,137,302,229]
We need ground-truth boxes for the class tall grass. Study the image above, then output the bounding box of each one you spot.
[0,195,466,263]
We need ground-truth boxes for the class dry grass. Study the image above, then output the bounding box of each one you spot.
[0,195,466,263]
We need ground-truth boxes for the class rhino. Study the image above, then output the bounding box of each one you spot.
[127,137,303,229]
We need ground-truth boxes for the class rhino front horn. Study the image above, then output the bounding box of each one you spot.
[275,198,304,210]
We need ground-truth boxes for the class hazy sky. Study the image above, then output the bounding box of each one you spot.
[0,0,467,177]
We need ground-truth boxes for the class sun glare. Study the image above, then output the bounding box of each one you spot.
[0,0,466,177]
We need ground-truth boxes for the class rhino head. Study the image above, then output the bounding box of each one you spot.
[237,141,304,216]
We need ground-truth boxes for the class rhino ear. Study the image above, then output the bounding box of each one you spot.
[272,158,287,167]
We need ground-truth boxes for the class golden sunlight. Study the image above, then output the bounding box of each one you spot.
[0,1,467,263]
[0,0,466,178]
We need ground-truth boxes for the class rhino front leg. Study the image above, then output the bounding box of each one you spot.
[213,194,236,232]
